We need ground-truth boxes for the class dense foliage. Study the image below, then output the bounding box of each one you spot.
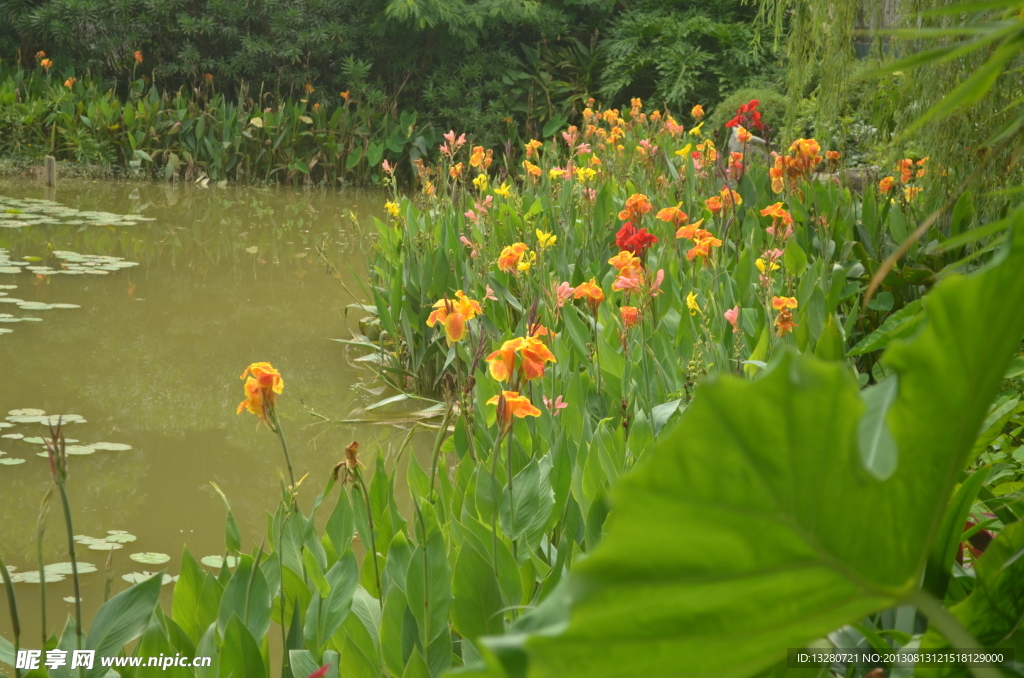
[0,0,779,154]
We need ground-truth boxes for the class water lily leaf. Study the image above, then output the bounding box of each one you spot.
[123,572,175,585]
[13,570,66,583]
[0,458,25,465]
[106,532,137,543]
[88,542,123,551]
[8,408,44,416]
[16,302,54,310]
[74,535,102,544]
[22,437,46,443]
[49,303,81,309]
[200,555,239,569]
[65,445,95,455]
[45,562,97,575]
[131,552,171,565]
[63,596,81,603]
[1,433,22,439]
[90,442,132,451]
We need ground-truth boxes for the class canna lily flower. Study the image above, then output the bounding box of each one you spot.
[543,395,568,416]
[304,83,315,94]
[719,187,743,210]
[615,222,658,256]
[689,121,705,137]
[573,279,605,313]
[134,51,143,64]
[755,258,781,274]
[204,73,213,83]
[676,218,706,239]
[649,269,665,297]
[825,150,840,161]
[522,160,541,178]
[487,338,526,382]
[620,306,640,329]
[673,144,693,157]
[691,104,704,119]
[35,51,46,61]
[385,201,400,218]
[686,291,702,316]
[525,139,543,159]
[736,126,752,143]
[64,77,77,88]
[772,296,798,310]
[724,306,740,331]
[879,176,895,194]
[608,250,643,276]
[469,146,486,168]
[705,196,723,214]
[618,193,653,223]
[237,362,285,424]
[536,230,557,249]
[488,391,541,428]
[426,291,483,344]
[486,337,555,382]
[449,162,463,179]
[612,268,643,293]
[760,202,793,224]
[520,336,557,379]
[904,186,922,202]
[497,243,531,273]
[40,58,53,71]
[555,281,575,307]
[382,159,394,174]
[687,235,723,262]
[460,235,480,259]
[775,307,798,337]
[473,174,489,192]
[656,203,688,228]
[494,182,512,197]
[576,167,597,183]
[484,285,498,302]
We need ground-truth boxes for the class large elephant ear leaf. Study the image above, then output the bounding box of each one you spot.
[496,217,1024,678]
[916,519,1024,678]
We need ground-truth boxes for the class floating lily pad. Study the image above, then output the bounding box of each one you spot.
[0,422,12,428]
[65,445,95,455]
[0,458,25,465]
[73,535,100,544]
[0,328,12,334]
[13,571,66,583]
[22,437,46,444]
[105,532,136,544]
[90,442,132,451]
[122,572,175,586]
[130,552,170,565]
[15,302,53,311]
[63,596,81,603]
[45,562,97,575]
[200,555,239,569]
[1,433,23,439]
[7,408,43,416]
[87,542,123,551]
[49,303,81,309]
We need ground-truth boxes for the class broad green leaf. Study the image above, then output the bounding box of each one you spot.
[172,547,222,645]
[217,554,271,641]
[847,300,924,356]
[452,542,505,641]
[783,238,807,277]
[220,615,265,678]
[406,532,452,645]
[917,519,1024,677]
[86,572,163,672]
[500,458,554,549]
[504,218,1024,678]
[922,466,991,600]
[858,375,900,481]
[813,313,844,362]
[135,611,192,678]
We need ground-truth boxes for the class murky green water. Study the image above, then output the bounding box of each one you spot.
[0,178,430,643]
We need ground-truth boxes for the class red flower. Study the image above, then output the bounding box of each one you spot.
[725,99,764,131]
[615,223,659,257]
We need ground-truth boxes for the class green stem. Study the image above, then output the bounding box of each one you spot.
[355,473,382,607]
[489,428,505,580]
[56,480,83,651]
[505,433,517,562]
[270,408,298,509]
[0,555,20,678]
[36,484,54,647]
[428,402,454,503]
[907,589,1004,678]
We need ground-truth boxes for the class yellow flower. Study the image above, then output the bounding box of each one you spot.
[673,143,693,157]
[686,291,702,316]
[518,251,537,272]
[536,230,557,249]
[755,258,780,274]
[385,201,400,218]
[548,168,564,180]
[494,182,512,197]
[576,167,597,183]
[473,174,489,192]
[689,122,704,137]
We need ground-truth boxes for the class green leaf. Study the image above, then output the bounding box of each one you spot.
[86,571,163,670]
[783,238,807,277]
[406,532,452,645]
[950,190,975,237]
[217,554,271,641]
[171,547,223,645]
[813,313,845,361]
[500,458,555,548]
[506,217,1024,678]
[220,615,266,678]
[923,467,991,601]
[452,542,505,641]
[917,519,1024,677]
[857,375,900,481]
[847,299,924,356]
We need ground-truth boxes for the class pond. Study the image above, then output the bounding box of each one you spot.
[0,177,432,642]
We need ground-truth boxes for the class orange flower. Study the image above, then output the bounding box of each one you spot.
[237,362,285,423]
[426,290,483,343]
[771,296,798,310]
[469,145,486,168]
[775,309,797,337]
[64,77,77,88]
[525,139,543,159]
[904,186,922,202]
[760,202,793,226]
[573,278,605,313]
[675,218,705,239]
[35,51,46,61]
[705,196,723,214]
[687,235,722,262]
[608,250,642,275]
[486,336,556,382]
[656,203,688,227]
[825,150,840,161]
[618,193,653,223]
[487,391,541,427]
[620,306,640,329]
[340,91,350,100]
[736,126,752,143]
[40,58,53,71]
[133,51,143,64]
[519,336,557,380]
[487,338,525,382]
[449,162,463,179]
[497,243,530,272]
[719,187,742,210]
[879,176,895,194]
[691,104,704,119]
[204,73,213,83]
[522,160,541,178]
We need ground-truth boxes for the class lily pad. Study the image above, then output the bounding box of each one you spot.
[73,535,100,544]
[49,303,81,309]
[22,437,46,444]
[105,532,136,544]
[87,542,123,551]
[200,555,239,569]
[45,562,97,575]
[122,572,176,586]
[90,442,132,451]
[63,597,81,603]
[13,571,66,583]
[65,445,95,455]
[1,433,23,439]
[130,552,170,565]
[0,458,25,465]
[8,408,44,416]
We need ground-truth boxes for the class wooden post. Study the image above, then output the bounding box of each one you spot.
[44,155,56,187]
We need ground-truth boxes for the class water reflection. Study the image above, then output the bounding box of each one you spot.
[0,178,430,642]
